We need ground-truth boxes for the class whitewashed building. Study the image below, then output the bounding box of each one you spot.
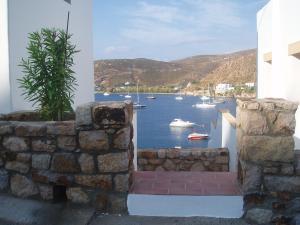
[215,83,232,94]
[0,0,94,114]
[245,82,255,88]
[257,0,300,149]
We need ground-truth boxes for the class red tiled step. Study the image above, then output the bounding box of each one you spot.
[130,171,241,196]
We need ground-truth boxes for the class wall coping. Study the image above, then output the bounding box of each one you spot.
[219,109,236,129]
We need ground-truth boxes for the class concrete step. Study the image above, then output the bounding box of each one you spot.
[128,194,244,218]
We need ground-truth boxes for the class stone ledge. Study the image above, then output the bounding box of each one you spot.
[0,101,134,214]
[138,148,229,172]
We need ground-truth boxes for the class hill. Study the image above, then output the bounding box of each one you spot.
[94,49,256,91]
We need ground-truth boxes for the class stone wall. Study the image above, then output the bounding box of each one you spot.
[0,101,134,213]
[237,98,300,224]
[138,148,229,172]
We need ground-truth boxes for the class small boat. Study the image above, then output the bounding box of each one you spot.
[133,81,146,109]
[146,96,156,99]
[193,103,216,108]
[175,96,183,101]
[201,96,210,101]
[169,119,195,128]
[103,92,110,96]
[124,94,132,99]
[188,133,209,140]
[133,103,147,109]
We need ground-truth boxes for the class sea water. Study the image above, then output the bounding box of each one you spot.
[95,93,236,149]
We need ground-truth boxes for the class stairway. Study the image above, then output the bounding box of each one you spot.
[128,171,244,218]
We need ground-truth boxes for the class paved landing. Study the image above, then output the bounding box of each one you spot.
[131,171,241,196]
[0,194,95,225]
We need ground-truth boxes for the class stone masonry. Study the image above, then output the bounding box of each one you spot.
[0,101,134,214]
[237,98,300,225]
[138,148,229,172]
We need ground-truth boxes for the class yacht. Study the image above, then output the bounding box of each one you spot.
[103,92,110,96]
[193,95,216,108]
[169,119,195,128]
[124,94,132,99]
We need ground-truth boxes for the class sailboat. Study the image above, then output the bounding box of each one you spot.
[146,91,156,99]
[193,96,216,108]
[133,82,146,109]
[124,81,131,99]
[175,88,183,101]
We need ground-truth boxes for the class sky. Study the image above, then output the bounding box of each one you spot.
[93,0,269,61]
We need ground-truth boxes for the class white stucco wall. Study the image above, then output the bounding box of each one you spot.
[257,0,300,149]
[221,113,237,172]
[4,0,93,113]
[0,0,11,113]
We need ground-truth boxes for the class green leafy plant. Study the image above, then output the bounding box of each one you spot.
[19,28,79,121]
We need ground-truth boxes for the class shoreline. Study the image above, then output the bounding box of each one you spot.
[95,92,242,98]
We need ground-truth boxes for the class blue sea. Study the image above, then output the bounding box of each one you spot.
[95,93,236,149]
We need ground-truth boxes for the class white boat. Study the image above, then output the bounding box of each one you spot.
[169,119,195,128]
[124,80,131,99]
[175,96,183,101]
[188,132,209,140]
[193,103,216,108]
[201,96,210,101]
[175,88,183,100]
[133,81,146,109]
[103,92,110,96]
[133,103,147,109]
[146,95,156,99]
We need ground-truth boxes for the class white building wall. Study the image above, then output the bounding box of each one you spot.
[0,0,11,113]
[257,0,300,149]
[4,0,93,112]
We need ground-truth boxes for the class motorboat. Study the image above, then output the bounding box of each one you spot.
[103,92,110,96]
[169,119,195,128]
[188,132,209,140]
[193,103,216,108]
[124,94,132,99]
[175,96,183,101]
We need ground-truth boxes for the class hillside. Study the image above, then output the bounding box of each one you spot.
[94,49,256,91]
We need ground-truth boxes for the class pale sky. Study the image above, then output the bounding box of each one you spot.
[93,0,269,61]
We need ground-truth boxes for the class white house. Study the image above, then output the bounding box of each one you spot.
[215,83,232,94]
[245,82,255,88]
[257,0,300,149]
[0,0,94,114]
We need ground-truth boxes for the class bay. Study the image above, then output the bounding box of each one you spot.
[95,93,236,149]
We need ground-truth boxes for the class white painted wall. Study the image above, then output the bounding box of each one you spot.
[221,113,237,172]
[0,0,11,113]
[1,0,93,113]
[257,0,300,149]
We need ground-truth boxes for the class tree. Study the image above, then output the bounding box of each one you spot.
[19,28,79,121]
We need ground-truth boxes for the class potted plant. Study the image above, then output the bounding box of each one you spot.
[19,28,79,121]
